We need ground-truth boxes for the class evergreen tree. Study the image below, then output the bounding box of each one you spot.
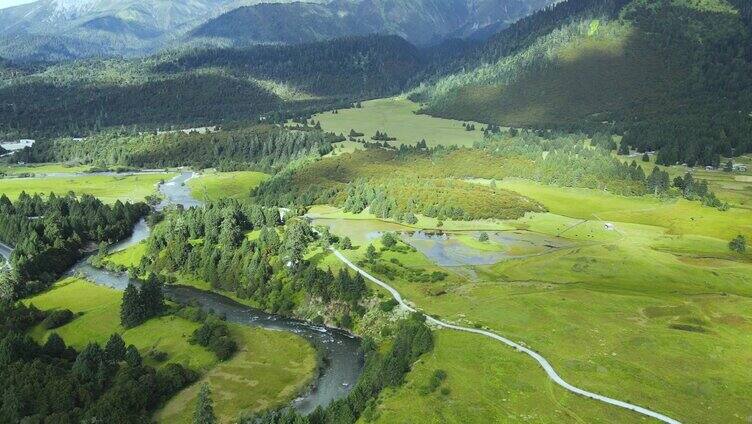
[193,384,216,424]
[125,345,142,368]
[120,284,145,329]
[104,334,126,363]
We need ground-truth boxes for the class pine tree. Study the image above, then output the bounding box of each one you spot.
[125,345,142,368]
[120,283,144,329]
[104,334,126,363]
[193,383,216,424]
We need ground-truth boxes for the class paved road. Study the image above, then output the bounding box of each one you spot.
[329,247,682,424]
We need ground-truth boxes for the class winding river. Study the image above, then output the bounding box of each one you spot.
[69,171,362,414]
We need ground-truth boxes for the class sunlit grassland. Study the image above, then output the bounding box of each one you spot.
[0,172,174,203]
[24,277,216,371]
[318,179,752,422]
[105,242,147,268]
[337,230,752,423]
[312,97,485,148]
[25,276,318,423]
[371,330,638,423]
[495,178,752,240]
[155,324,316,424]
[188,171,269,202]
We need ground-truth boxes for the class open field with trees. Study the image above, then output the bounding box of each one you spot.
[24,278,217,371]
[156,325,316,423]
[315,175,752,422]
[311,97,486,148]
[0,172,172,203]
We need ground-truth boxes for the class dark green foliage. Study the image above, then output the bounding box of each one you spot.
[416,0,752,166]
[158,35,423,98]
[478,232,489,242]
[379,299,398,313]
[381,233,398,249]
[104,334,126,364]
[142,201,366,314]
[729,235,747,254]
[0,302,194,422]
[17,126,338,171]
[119,276,164,329]
[338,237,353,250]
[125,345,142,368]
[40,309,74,330]
[194,383,216,424]
[0,193,148,298]
[190,317,237,361]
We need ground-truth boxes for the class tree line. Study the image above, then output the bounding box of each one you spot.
[15,126,338,171]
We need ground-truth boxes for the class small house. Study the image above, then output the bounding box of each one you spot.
[604,223,615,231]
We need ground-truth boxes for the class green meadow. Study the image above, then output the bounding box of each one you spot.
[105,243,148,268]
[188,171,270,202]
[317,176,752,423]
[24,277,317,422]
[24,277,216,371]
[155,325,316,424]
[312,97,486,148]
[0,172,174,203]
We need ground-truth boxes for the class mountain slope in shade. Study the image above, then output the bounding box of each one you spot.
[190,0,560,46]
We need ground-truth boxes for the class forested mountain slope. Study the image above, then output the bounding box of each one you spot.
[0,35,419,138]
[412,0,752,166]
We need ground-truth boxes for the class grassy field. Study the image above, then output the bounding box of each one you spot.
[316,176,752,423]
[312,97,486,148]
[188,171,269,202]
[24,278,216,370]
[156,325,316,424]
[0,172,174,203]
[494,178,752,240]
[106,243,148,268]
[372,330,638,423]
[25,276,318,422]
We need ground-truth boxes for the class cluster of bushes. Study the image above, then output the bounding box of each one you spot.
[140,201,368,315]
[189,316,238,361]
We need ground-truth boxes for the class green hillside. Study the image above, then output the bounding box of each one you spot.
[412,0,752,166]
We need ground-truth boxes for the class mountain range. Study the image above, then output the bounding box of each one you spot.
[0,0,559,61]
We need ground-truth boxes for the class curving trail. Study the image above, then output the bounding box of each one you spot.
[329,247,682,424]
